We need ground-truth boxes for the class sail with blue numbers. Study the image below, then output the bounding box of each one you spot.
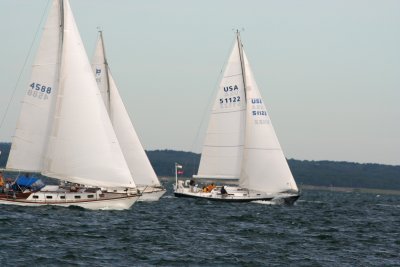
[6,0,62,172]
[7,0,136,189]
[239,50,298,193]
[194,39,246,180]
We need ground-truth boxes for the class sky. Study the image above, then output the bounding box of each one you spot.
[0,0,399,165]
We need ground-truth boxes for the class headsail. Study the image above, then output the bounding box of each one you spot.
[42,0,135,188]
[194,40,246,179]
[239,43,298,193]
[92,32,161,187]
[91,32,110,113]
[6,0,62,172]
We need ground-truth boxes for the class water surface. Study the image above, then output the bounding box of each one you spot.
[0,181,399,266]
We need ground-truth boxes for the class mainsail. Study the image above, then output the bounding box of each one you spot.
[92,32,161,187]
[7,0,62,172]
[194,39,246,179]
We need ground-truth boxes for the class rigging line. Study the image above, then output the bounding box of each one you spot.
[0,0,51,132]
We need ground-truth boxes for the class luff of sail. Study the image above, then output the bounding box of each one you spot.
[239,46,298,193]
[92,32,161,187]
[194,39,246,179]
[41,0,135,189]
[6,0,62,172]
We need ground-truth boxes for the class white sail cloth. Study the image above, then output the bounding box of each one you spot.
[8,0,136,189]
[239,51,298,193]
[195,33,298,193]
[195,40,246,179]
[7,0,62,172]
[92,33,161,187]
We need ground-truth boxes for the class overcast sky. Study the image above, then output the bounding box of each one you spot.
[0,0,399,165]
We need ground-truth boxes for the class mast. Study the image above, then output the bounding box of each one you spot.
[57,0,64,94]
[237,30,249,185]
[194,31,247,179]
[236,30,247,100]
[99,31,111,115]
[175,163,178,190]
[44,0,65,172]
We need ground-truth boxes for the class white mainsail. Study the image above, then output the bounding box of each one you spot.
[194,40,246,179]
[92,32,161,187]
[7,0,136,189]
[239,50,298,193]
[6,0,62,172]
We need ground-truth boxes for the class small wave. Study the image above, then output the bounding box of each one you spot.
[376,204,400,208]
[298,200,325,204]
[251,200,277,205]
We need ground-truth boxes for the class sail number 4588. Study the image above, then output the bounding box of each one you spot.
[27,83,52,100]
[30,83,52,94]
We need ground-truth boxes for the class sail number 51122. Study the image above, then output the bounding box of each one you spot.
[220,96,240,104]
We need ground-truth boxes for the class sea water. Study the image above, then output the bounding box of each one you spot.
[0,181,399,266]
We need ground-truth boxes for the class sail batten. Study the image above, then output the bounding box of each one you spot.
[223,73,242,78]
[211,108,246,115]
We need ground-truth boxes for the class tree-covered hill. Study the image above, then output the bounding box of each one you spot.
[1,143,399,190]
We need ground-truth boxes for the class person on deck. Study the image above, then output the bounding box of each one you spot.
[0,172,4,193]
[206,183,216,192]
[221,186,228,195]
[5,179,12,194]
[0,172,4,186]
[189,179,195,192]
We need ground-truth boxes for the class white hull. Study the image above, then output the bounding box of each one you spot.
[174,185,299,204]
[0,186,139,210]
[0,196,138,210]
[137,187,166,202]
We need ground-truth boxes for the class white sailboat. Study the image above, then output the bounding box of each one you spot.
[174,31,300,204]
[0,0,139,210]
[91,31,166,201]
